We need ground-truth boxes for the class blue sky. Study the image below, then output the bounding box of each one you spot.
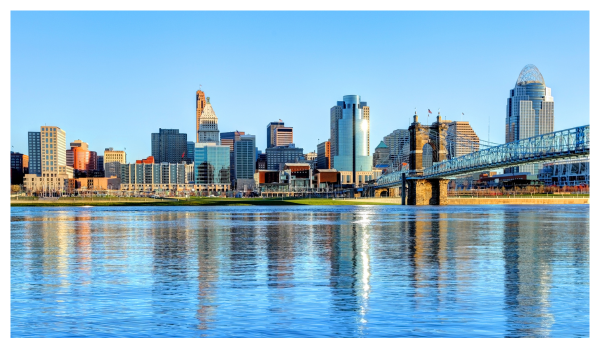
[11,11,589,161]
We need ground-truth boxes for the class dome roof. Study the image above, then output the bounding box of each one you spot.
[375,141,388,149]
[516,64,545,86]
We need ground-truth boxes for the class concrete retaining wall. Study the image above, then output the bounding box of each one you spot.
[360,197,588,205]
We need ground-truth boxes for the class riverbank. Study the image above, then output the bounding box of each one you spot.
[10,196,589,207]
[10,197,398,207]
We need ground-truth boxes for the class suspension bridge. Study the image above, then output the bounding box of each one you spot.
[374,113,590,205]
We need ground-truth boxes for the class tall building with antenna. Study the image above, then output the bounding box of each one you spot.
[505,64,554,174]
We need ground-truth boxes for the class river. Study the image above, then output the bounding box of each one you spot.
[11,205,589,337]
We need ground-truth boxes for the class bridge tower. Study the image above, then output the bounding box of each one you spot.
[407,113,449,205]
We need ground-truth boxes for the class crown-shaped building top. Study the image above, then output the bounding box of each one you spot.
[516,64,545,86]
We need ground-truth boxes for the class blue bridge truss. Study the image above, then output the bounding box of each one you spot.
[377,125,589,187]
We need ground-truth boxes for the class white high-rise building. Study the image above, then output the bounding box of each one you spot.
[197,98,220,144]
[40,126,66,175]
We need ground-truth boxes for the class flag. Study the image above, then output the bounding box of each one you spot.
[182,151,185,158]
[428,109,432,114]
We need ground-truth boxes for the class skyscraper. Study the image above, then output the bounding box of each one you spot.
[220,131,245,180]
[40,126,66,175]
[447,121,479,159]
[151,128,188,164]
[331,95,372,177]
[186,141,195,164]
[505,64,554,174]
[265,144,304,170]
[382,129,409,168]
[234,135,256,188]
[266,121,284,148]
[196,89,207,143]
[194,142,231,185]
[316,140,331,169]
[197,97,220,144]
[266,120,293,148]
[372,141,391,168]
[329,105,343,169]
[274,127,293,147]
[27,131,41,175]
[11,152,29,185]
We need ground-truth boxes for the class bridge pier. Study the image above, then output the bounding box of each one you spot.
[407,179,449,205]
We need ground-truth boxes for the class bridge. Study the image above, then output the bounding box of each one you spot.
[374,114,590,205]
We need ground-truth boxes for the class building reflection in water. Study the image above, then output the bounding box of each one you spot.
[196,214,221,332]
[10,206,588,337]
[503,209,555,337]
[327,209,372,335]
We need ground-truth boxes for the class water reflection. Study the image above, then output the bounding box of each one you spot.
[11,205,589,337]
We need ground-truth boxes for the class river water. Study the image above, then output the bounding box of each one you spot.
[11,205,589,337]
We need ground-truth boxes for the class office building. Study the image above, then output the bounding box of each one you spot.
[221,131,245,180]
[257,153,267,170]
[97,156,104,172]
[304,152,317,161]
[40,126,67,174]
[27,131,41,175]
[382,129,409,168]
[197,98,220,144]
[372,141,391,167]
[266,120,285,148]
[66,140,98,172]
[505,64,554,174]
[274,127,293,147]
[186,141,195,164]
[330,105,343,169]
[104,147,126,178]
[151,128,188,164]
[266,144,304,171]
[11,152,29,185]
[196,89,207,143]
[234,135,256,185]
[331,95,372,176]
[221,131,245,152]
[194,142,231,184]
[104,148,126,166]
[447,121,480,159]
[23,126,72,194]
[317,140,331,169]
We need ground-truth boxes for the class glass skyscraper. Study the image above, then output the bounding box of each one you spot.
[194,143,230,184]
[234,135,256,180]
[332,95,372,174]
[505,64,554,174]
[151,128,188,164]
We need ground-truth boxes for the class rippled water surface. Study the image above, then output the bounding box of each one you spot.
[11,205,589,337]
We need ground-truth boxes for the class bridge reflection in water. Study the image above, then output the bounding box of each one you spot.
[10,206,589,337]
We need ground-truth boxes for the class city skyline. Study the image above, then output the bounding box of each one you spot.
[10,11,589,162]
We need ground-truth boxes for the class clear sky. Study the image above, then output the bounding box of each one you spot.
[10,11,589,161]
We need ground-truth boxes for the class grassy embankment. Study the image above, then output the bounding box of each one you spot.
[10,197,397,207]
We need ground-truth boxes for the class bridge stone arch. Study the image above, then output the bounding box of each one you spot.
[409,114,448,174]
[406,113,450,205]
